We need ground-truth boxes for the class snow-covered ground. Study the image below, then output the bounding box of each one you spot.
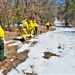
[54,18,65,27]
[1,26,75,75]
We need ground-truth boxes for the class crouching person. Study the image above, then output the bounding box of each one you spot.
[0,25,6,61]
[17,21,28,42]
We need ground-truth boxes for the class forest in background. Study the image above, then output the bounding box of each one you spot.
[0,0,75,29]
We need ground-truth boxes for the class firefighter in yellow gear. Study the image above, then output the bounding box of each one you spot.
[45,21,51,30]
[0,25,6,61]
[33,19,39,35]
[17,18,29,42]
[20,27,27,40]
[22,18,28,29]
[28,19,35,38]
[21,18,28,39]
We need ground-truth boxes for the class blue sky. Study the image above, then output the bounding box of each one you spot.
[56,0,65,6]
[56,0,64,4]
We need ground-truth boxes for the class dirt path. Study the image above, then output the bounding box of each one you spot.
[0,25,55,75]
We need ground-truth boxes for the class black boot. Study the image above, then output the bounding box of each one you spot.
[0,56,6,61]
[20,38,25,42]
[0,39,6,61]
[13,38,25,42]
[28,36,31,38]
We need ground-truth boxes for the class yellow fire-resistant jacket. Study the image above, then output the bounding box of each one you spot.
[18,19,28,39]
[46,22,50,26]
[27,20,36,37]
[46,22,51,26]
[22,20,28,29]
[0,26,4,38]
[29,20,35,29]
[29,20,39,29]
[33,20,39,27]
[20,28,27,39]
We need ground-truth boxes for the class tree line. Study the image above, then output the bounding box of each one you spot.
[0,0,75,29]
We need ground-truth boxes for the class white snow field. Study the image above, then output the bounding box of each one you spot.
[2,26,74,75]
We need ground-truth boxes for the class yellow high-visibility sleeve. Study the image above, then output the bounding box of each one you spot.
[0,26,4,38]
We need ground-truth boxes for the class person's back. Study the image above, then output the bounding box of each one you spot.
[22,20,28,29]
[27,17,35,38]
[46,22,50,26]
[45,21,50,30]
[29,20,35,29]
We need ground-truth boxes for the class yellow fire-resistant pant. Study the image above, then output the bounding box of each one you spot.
[20,28,27,39]
[29,28,35,37]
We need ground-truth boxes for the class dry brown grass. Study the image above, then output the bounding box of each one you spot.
[5,26,20,41]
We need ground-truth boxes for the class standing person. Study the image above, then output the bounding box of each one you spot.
[33,18,39,35]
[27,16,35,38]
[45,21,50,30]
[0,23,6,61]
